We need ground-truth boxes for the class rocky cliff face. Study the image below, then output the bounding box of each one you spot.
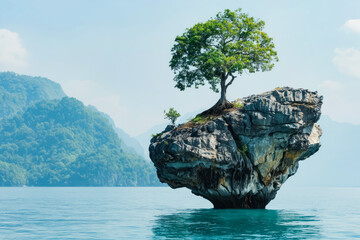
[149,88,322,208]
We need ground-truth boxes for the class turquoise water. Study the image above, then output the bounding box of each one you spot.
[0,187,359,239]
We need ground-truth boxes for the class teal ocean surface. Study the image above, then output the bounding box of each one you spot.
[0,187,359,239]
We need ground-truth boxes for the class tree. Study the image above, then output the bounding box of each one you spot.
[170,9,278,114]
[164,108,181,125]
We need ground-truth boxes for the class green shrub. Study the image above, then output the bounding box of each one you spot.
[164,108,181,125]
[151,132,162,139]
[191,114,215,124]
[233,102,244,108]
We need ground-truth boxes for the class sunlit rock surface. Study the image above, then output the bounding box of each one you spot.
[149,87,322,208]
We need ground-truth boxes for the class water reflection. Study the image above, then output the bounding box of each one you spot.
[152,209,321,239]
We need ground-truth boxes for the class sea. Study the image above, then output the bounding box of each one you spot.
[0,186,359,239]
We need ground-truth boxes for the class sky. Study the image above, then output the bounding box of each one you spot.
[0,0,360,136]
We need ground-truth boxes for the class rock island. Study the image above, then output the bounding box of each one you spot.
[150,87,322,208]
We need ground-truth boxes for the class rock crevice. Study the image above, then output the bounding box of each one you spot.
[149,87,322,208]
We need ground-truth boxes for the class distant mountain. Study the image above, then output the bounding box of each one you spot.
[136,123,168,161]
[0,97,160,186]
[115,128,145,157]
[286,116,360,187]
[0,72,66,119]
[89,106,146,158]
[0,72,161,186]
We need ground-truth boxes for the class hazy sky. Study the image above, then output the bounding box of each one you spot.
[1,0,360,136]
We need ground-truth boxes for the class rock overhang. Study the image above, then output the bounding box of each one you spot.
[150,87,322,208]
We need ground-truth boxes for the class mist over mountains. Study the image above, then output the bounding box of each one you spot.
[286,116,360,187]
[0,72,160,186]
[0,72,358,187]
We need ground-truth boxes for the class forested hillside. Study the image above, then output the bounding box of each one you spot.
[0,72,66,119]
[89,106,146,158]
[0,73,160,186]
[0,97,160,186]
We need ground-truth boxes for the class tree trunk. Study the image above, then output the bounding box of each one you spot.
[201,76,233,116]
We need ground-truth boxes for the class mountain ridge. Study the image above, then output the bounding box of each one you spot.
[0,72,160,186]
[0,72,66,119]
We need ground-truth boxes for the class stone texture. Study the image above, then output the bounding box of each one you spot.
[149,87,322,209]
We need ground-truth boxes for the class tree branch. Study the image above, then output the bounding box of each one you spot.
[225,71,230,79]
[224,36,236,45]
[225,74,236,88]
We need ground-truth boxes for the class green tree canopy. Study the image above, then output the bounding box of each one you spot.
[170,9,278,114]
